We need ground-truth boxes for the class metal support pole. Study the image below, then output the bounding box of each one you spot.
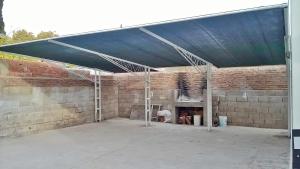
[147,67,151,126]
[94,69,97,122]
[98,71,102,122]
[144,67,151,127]
[207,63,212,131]
[144,67,148,127]
[94,69,101,122]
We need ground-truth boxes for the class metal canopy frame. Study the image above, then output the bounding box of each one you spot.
[0,4,287,70]
[49,34,213,129]
[48,40,152,126]
[139,28,213,130]
[0,3,286,49]
[0,3,287,131]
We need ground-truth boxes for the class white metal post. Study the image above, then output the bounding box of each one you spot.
[147,67,151,126]
[144,67,151,127]
[94,69,101,122]
[207,63,213,131]
[98,71,102,122]
[144,67,148,126]
[94,69,97,121]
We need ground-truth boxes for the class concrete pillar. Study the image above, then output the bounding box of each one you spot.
[290,0,300,168]
[285,7,292,138]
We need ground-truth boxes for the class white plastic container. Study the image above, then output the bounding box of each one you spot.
[219,116,228,127]
[193,115,201,126]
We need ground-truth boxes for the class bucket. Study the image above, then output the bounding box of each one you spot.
[193,115,201,126]
[219,116,227,127]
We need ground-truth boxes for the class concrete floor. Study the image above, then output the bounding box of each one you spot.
[0,118,289,169]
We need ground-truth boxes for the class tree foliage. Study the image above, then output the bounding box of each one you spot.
[0,0,4,35]
[36,31,58,39]
[0,29,57,45]
[12,29,35,43]
[0,29,58,60]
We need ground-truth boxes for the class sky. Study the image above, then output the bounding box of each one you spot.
[3,0,287,36]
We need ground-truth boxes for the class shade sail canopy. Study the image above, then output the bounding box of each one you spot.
[0,4,286,72]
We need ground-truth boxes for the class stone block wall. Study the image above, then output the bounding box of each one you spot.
[116,73,179,118]
[101,76,119,119]
[0,58,289,137]
[0,59,118,137]
[213,90,288,129]
[117,65,288,129]
[211,66,288,129]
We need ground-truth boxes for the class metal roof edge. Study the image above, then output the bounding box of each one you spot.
[0,51,114,73]
[0,3,287,48]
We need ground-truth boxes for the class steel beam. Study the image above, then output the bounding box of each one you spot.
[198,24,239,65]
[0,50,112,75]
[48,40,155,71]
[0,50,105,83]
[139,28,209,65]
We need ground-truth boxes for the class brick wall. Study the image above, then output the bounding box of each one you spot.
[212,66,288,129]
[117,65,288,129]
[0,59,118,137]
[101,76,119,119]
[0,59,289,137]
[213,90,288,129]
[212,66,287,90]
[116,73,178,118]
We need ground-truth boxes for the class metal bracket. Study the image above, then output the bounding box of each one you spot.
[174,47,206,73]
